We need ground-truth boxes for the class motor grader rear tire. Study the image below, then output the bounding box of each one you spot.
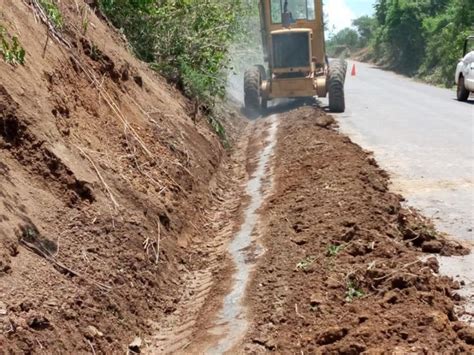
[328,59,346,113]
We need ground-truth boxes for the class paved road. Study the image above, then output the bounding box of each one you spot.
[327,61,474,242]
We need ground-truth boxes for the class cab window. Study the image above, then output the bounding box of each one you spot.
[271,0,316,24]
[271,0,283,23]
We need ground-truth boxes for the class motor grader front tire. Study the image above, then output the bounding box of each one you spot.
[244,66,266,114]
[328,59,347,113]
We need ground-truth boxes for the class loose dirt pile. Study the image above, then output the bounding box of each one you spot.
[242,107,473,353]
[0,1,244,353]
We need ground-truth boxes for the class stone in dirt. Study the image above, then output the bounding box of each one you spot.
[316,326,348,345]
[0,301,7,316]
[26,313,51,330]
[314,115,336,128]
[425,256,440,273]
[458,328,474,345]
[129,337,143,353]
[310,293,324,307]
[422,240,443,253]
[84,325,104,339]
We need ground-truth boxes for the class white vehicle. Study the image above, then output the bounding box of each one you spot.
[455,35,474,101]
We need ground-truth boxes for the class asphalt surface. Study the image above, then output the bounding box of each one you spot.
[329,61,474,242]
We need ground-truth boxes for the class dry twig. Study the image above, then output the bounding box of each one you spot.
[76,146,120,210]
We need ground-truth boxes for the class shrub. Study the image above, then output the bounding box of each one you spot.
[38,0,64,29]
[0,26,26,65]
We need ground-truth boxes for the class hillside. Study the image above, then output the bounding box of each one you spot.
[0,0,243,352]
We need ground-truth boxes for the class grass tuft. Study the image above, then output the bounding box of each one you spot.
[38,0,63,29]
[296,256,316,271]
[345,281,365,302]
[0,26,26,65]
[327,244,345,257]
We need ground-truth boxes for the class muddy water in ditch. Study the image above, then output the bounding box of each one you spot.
[206,116,279,354]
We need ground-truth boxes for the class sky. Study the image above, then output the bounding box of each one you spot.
[326,0,375,33]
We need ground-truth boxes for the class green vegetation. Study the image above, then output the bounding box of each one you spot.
[296,255,316,271]
[39,0,64,29]
[327,244,344,257]
[81,5,90,35]
[0,26,26,65]
[96,0,260,140]
[98,0,255,109]
[327,0,474,86]
[345,281,365,302]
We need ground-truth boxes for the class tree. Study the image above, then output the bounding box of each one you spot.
[326,27,360,57]
[352,16,377,47]
[99,0,252,108]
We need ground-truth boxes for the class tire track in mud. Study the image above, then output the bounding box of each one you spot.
[148,116,279,354]
[205,115,279,354]
[149,104,473,354]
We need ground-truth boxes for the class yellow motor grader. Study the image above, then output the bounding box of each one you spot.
[245,0,346,112]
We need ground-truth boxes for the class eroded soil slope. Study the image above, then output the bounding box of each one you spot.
[0,0,243,352]
[243,107,473,353]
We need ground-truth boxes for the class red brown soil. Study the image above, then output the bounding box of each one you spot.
[242,107,473,353]
[1,1,473,353]
[0,1,245,353]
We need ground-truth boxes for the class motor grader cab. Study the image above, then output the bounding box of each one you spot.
[244,0,347,113]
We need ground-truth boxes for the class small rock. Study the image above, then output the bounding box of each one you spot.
[346,241,369,256]
[310,293,324,307]
[337,342,367,354]
[129,337,143,353]
[452,321,466,332]
[451,280,461,290]
[290,236,307,246]
[424,257,439,273]
[452,293,462,301]
[316,326,348,345]
[263,338,276,350]
[26,313,51,330]
[326,279,341,289]
[381,290,399,305]
[84,325,104,339]
[421,240,443,253]
[422,312,449,332]
[292,223,304,233]
[0,301,7,316]
[458,327,474,345]
[419,292,435,305]
[252,335,276,350]
[315,115,335,128]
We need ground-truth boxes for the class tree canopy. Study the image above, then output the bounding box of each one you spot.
[326,0,474,85]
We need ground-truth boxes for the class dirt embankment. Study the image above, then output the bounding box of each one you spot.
[0,0,244,353]
[243,107,473,353]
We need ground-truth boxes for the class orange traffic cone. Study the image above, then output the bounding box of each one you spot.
[351,64,356,76]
